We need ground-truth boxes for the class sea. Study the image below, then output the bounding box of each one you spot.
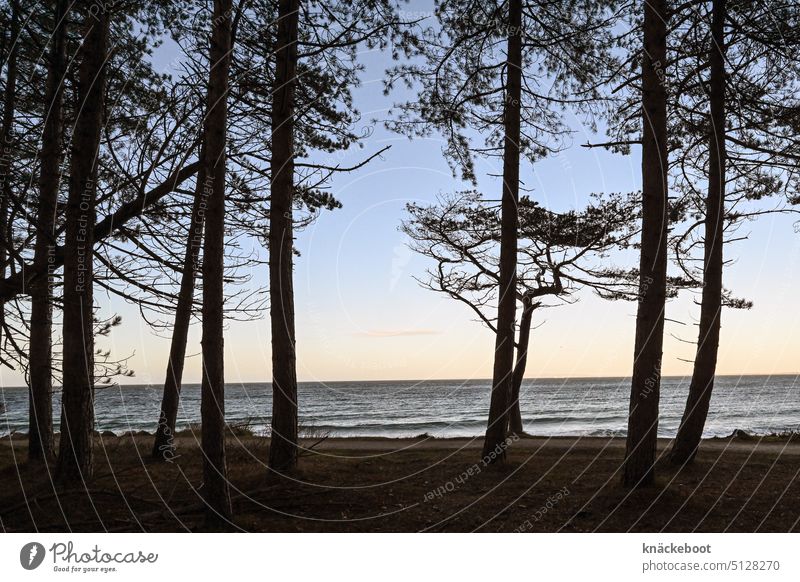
[1,375,798,438]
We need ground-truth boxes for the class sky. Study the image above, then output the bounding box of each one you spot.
[3,1,799,388]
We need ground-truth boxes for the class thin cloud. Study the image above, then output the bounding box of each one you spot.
[353,329,442,338]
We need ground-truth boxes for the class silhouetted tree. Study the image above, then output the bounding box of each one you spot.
[671,0,726,465]
[669,0,800,463]
[0,2,204,412]
[404,191,641,433]
[265,0,407,471]
[27,0,68,464]
[200,0,234,523]
[622,0,669,488]
[390,0,620,462]
[149,0,386,459]
[0,0,19,369]
[56,5,110,485]
[152,144,207,461]
[267,0,301,471]
[486,0,522,462]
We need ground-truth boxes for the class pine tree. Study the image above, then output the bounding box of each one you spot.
[403,191,641,433]
[622,0,669,488]
[390,0,620,462]
[27,0,68,464]
[56,6,110,486]
[199,0,234,523]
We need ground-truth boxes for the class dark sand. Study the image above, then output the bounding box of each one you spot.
[2,433,799,532]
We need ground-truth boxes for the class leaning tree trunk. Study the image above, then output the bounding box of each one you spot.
[28,0,68,464]
[55,8,109,486]
[508,297,534,435]
[267,0,300,472]
[622,0,669,488]
[152,146,207,461]
[671,0,726,465]
[0,0,19,367]
[482,0,522,463]
[200,0,233,524]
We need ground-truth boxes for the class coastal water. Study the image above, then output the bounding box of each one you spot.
[1,375,798,438]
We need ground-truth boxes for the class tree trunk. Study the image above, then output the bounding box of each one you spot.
[55,8,109,486]
[200,0,233,524]
[152,146,206,461]
[482,0,522,463]
[508,298,533,435]
[622,0,669,488]
[267,0,300,472]
[28,0,68,464]
[0,0,19,367]
[671,0,726,465]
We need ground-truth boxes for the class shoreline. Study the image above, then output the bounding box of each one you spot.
[4,430,799,447]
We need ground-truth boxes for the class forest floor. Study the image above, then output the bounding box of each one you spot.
[2,432,799,532]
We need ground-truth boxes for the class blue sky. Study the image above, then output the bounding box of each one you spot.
[2,1,799,388]
[139,32,800,385]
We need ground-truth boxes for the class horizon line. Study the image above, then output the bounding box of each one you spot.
[3,372,798,390]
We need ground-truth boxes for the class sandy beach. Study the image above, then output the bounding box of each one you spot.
[2,432,799,532]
